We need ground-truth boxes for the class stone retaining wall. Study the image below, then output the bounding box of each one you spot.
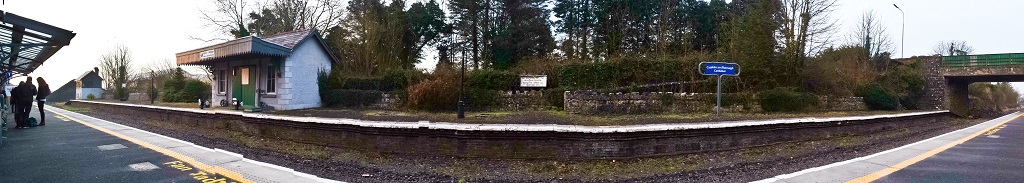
[370,93,402,110]
[497,90,548,111]
[565,91,867,115]
[819,97,868,111]
[68,100,945,160]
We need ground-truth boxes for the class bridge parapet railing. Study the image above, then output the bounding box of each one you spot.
[943,53,1024,67]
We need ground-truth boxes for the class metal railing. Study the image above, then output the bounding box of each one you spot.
[942,53,1024,67]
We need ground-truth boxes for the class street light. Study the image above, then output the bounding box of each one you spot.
[458,34,466,119]
[894,4,905,58]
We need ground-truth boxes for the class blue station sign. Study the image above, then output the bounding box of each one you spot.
[700,62,740,76]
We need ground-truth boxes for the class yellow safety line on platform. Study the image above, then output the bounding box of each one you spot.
[847,113,1024,183]
[45,108,254,183]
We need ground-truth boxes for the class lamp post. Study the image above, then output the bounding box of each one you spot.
[458,34,466,119]
[894,4,905,58]
[149,70,156,104]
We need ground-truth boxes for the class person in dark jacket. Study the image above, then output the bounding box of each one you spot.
[18,77,35,127]
[36,77,50,126]
[11,81,22,128]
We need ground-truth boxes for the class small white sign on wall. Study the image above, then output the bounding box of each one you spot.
[520,75,547,88]
[241,68,250,85]
[199,49,215,59]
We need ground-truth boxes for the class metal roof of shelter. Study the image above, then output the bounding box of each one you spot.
[176,29,334,65]
[0,10,76,76]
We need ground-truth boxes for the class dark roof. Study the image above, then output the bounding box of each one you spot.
[175,29,336,65]
[0,11,76,75]
[76,70,101,81]
[262,29,314,49]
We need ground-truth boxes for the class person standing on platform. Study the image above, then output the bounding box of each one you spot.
[11,81,22,128]
[19,77,35,127]
[35,77,50,126]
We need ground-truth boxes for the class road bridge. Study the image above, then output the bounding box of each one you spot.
[919,53,1024,116]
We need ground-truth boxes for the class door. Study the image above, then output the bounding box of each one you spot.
[232,66,257,109]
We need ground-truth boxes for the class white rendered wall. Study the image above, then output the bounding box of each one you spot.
[277,38,332,110]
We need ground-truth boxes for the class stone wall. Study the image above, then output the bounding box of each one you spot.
[918,56,946,110]
[565,91,867,115]
[565,92,742,114]
[370,93,402,110]
[363,90,550,111]
[497,90,548,111]
[819,96,868,111]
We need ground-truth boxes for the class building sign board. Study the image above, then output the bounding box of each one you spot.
[199,50,216,59]
[520,75,547,88]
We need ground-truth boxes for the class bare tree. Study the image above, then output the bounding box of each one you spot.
[196,0,254,41]
[933,40,974,56]
[99,45,134,100]
[261,0,344,35]
[778,0,840,66]
[141,59,178,91]
[850,10,893,58]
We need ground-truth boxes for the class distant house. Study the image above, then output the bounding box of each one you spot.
[175,29,336,110]
[77,68,104,98]
[48,68,104,102]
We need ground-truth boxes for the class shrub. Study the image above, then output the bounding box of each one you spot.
[325,69,424,92]
[161,78,211,103]
[856,84,896,110]
[320,89,383,107]
[381,69,424,91]
[340,77,389,90]
[180,80,212,101]
[406,70,459,111]
[467,88,500,110]
[318,69,332,92]
[86,94,96,100]
[468,69,517,91]
[759,87,820,112]
[557,56,703,90]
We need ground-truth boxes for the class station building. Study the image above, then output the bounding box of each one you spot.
[175,29,335,111]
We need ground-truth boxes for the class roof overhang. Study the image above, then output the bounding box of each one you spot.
[175,36,291,66]
[0,10,76,76]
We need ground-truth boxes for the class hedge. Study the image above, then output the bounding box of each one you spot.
[856,84,897,110]
[558,57,693,90]
[320,89,384,107]
[759,87,820,112]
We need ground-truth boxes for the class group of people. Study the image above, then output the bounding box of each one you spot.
[9,76,50,129]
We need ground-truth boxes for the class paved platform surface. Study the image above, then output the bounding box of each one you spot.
[755,112,1023,183]
[877,112,1024,183]
[0,105,340,183]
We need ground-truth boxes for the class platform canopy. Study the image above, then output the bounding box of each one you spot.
[0,10,76,76]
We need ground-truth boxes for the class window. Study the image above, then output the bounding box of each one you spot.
[217,70,226,93]
[266,65,277,93]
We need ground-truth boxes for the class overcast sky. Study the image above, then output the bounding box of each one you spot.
[4,0,1024,93]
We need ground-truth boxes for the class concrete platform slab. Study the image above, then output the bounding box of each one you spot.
[34,105,342,183]
[756,112,1024,183]
[221,160,298,183]
[861,148,928,167]
[139,135,193,149]
[784,161,889,183]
